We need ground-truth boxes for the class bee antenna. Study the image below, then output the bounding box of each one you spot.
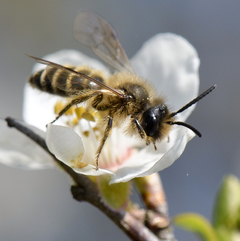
[168,121,202,137]
[170,84,217,117]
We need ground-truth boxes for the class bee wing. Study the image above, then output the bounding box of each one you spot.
[27,55,126,98]
[74,11,135,74]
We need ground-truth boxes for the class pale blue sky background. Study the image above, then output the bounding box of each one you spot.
[0,1,239,240]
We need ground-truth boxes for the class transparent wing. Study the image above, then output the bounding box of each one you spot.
[74,11,135,74]
[28,55,126,98]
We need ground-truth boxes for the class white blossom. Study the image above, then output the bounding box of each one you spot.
[1,33,199,183]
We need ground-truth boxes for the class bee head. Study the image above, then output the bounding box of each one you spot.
[140,104,173,140]
[141,84,216,140]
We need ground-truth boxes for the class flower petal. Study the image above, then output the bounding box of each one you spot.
[72,165,114,176]
[23,85,59,131]
[137,130,195,177]
[0,119,55,169]
[23,50,108,130]
[46,124,85,165]
[46,124,115,177]
[110,127,195,184]
[131,33,200,121]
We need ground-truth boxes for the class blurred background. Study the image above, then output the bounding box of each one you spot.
[0,1,239,240]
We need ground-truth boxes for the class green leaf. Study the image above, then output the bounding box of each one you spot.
[215,227,240,241]
[213,175,240,230]
[174,213,219,241]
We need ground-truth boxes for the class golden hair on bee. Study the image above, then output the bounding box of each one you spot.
[27,11,216,170]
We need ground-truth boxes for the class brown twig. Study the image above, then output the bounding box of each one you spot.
[5,117,162,241]
[134,174,176,240]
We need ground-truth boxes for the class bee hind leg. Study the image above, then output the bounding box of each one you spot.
[95,116,113,170]
[51,91,101,124]
[51,98,80,124]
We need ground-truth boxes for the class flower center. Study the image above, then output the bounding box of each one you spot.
[54,101,136,170]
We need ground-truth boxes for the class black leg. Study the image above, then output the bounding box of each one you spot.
[133,118,150,145]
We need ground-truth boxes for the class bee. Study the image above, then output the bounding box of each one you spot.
[28,11,216,170]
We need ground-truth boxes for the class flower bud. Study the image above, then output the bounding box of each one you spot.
[98,175,131,210]
[213,175,240,230]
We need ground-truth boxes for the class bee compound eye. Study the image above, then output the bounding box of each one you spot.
[141,105,166,138]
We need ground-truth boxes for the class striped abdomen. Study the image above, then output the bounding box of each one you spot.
[28,65,106,97]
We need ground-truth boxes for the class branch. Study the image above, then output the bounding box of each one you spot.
[134,174,176,240]
[5,117,161,241]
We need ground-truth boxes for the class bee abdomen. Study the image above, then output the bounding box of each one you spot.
[28,67,68,96]
[28,69,44,90]
[28,65,106,97]
[72,65,105,91]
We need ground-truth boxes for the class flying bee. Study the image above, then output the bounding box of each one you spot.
[28,11,216,170]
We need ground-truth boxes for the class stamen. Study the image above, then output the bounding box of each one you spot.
[82,112,95,122]
[75,106,86,119]
[71,117,79,126]
[54,101,74,115]
[87,119,99,148]
[54,101,64,114]
[83,131,90,137]
[70,153,87,169]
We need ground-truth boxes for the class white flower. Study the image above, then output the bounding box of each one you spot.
[1,33,199,184]
[0,120,55,169]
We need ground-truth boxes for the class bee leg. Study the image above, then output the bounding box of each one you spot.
[95,116,113,170]
[51,91,101,124]
[133,118,150,145]
[151,139,157,150]
[154,143,157,150]
[51,98,81,124]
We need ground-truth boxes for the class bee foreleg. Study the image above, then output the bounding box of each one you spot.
[51,91,101,124]
[152,140,157,150]
[95,116,113,170]
[133,118,150,145]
